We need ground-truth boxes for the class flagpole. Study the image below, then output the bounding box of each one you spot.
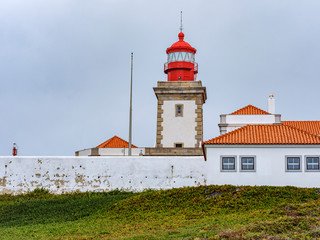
[128,53,133,156]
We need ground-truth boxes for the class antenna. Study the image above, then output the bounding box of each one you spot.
[180,11,183,32]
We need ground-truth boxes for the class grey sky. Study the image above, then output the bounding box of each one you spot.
[1,0,320,155]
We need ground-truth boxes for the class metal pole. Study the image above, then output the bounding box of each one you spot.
[128,53,133,156]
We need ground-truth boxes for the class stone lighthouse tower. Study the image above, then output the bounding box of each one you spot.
[145,29,207,156]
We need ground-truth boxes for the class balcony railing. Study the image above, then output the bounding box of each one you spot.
[164,62,198,72]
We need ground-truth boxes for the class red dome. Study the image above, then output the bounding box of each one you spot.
[166,32,196,54]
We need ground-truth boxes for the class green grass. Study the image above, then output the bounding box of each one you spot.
[1,186,320,239]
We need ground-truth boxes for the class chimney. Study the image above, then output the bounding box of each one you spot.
[267,94,275,114]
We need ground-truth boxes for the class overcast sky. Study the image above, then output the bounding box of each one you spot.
[1,0,320,156]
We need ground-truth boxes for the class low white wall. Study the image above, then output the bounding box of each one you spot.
[77,149,91,156]
[225,114,276,124]
[98,147,145,156]
[205,145,320,187]
[77,148,145,156]
[220,114,280,134]
[0,156,206,194]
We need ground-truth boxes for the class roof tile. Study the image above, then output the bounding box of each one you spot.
[96,136,138,148]
[203,124,320,145]
[230,105,271,115]
[282,121,320,136]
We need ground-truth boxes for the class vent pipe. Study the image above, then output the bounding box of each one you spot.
[267,94,275,114]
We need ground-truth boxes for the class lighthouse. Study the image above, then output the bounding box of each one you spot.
[164,31,198,81]
[145,28,207,156]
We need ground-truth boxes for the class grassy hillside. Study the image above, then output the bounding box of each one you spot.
[1,186,320,239]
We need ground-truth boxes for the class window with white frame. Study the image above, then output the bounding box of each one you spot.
[240,156,255,171]
[306,157,320,170]
[286,156,301,171]
[221,157,236,171]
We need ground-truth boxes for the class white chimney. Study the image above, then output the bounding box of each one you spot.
[267,94,275,114]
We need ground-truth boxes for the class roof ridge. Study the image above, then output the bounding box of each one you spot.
[282,121,320,136]
[230,104,270,115]
[281,123,320,139]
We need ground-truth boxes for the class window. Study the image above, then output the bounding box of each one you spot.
[221,156,236,171]
[177,105,182,114]
[175,104,183,117]
[175,143,183,148]
[306,157,320,170]
[240,156,255,171]
[286,156,301,171]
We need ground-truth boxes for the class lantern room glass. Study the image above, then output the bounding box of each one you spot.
[167,52,195,63]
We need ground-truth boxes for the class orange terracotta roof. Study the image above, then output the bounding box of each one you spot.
[96,136,138,148]
[282,121,320,136]
[230,105,271,115]
[203,124,320,145]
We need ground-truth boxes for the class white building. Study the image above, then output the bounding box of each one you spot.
[76,135,145,156]
[203,99,320,187]
[218,95,281,135]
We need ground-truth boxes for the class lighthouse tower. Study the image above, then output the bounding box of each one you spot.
[145,29,207,156]
[164,31,198,81]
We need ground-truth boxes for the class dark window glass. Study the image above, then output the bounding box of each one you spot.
[287,157,300,170]
[177,106,182,114]
[307,157,319,170]
[241,157,254,170]
[175,143,182,148]
[222,157,235,170]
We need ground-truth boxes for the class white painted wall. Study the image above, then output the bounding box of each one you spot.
[2,146,320,195]
[77,148,145,156]
[0,156,206,194]
[162,100,197,147]
[224,126,239,133]
[220,114,280,134]
[205,145,320,187]
[77,149,91,156]
[99,148,145,156]
[225,115,276,124]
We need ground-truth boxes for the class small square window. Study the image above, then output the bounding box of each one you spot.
[175,143,183,148]
[286,156,301,171]
[241,157,255,171]
[306,157,319,170]
[175,104,183,117]
[222,157,235,170]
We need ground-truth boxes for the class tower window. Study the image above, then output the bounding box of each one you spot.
[175,104,183,117]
